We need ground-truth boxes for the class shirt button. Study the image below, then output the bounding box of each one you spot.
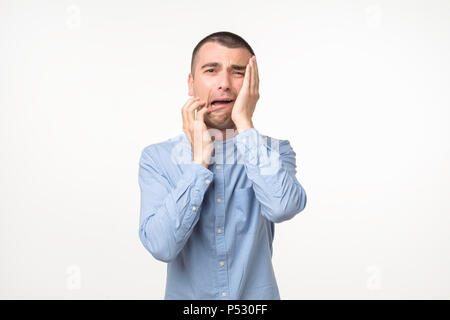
[259,163,264,168]
[216,165,221,170]
[216,198,222,203]
[205,179,211,184]
[217,228,222,234]
[222,292,227,297]
[216,144,222,149]
[219,261,225,267]
[192,206,197,211]
[242,138,247,143]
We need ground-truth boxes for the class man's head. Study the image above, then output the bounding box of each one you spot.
[188,31,255,131]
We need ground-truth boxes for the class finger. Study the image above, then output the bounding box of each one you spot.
[184,96,197,105]
[250,56,256,92]
[206,88,212,109]
[182,97,194,128]
[186,99,205,112]
[243,61,251,91]
[247,57,253,90]
[252,56,259,92]
[182,97,200,122]
[186,99,206,121]
[196,104,211,123]
[182,96,198,111]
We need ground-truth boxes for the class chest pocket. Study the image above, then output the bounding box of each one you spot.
[232,186,258,235]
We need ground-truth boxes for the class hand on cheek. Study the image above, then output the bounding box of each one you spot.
[231,56,259,133]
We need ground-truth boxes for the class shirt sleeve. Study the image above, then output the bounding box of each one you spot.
[235,128,307,223]
[138,146,214,262]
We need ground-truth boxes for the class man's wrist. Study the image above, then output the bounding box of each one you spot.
[236,120,254,134]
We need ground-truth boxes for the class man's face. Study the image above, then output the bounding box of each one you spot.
[188,42,252,130]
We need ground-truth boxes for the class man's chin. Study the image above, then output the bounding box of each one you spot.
[205,117,236,131]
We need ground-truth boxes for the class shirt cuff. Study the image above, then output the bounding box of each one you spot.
[185,161,214,206]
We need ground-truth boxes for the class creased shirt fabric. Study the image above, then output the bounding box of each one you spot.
[138,128,307,299]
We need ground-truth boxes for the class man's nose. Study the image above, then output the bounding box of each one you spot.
[216,71,231,91]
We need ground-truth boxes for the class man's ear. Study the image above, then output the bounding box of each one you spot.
[188,73,194,96]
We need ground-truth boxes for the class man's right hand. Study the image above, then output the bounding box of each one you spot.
[182,96,213,168]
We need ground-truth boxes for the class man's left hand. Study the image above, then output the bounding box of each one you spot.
[231,56,259,133]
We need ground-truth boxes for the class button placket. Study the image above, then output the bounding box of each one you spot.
[213,144,229,299]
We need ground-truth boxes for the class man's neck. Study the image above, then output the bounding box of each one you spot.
[207,124,239,142]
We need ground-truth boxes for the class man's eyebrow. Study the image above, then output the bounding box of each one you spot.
[201,62,220,69]
[200,62,246,71]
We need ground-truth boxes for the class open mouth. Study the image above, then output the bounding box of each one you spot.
[210,98,234,110]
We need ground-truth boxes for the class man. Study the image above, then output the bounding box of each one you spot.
[138,31,307,299]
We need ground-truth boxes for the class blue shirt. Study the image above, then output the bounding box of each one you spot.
[138,128,307,299]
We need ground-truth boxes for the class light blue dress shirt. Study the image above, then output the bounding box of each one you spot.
[138,128,307,299]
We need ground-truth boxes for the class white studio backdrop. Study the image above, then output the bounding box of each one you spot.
[1,0,449,299]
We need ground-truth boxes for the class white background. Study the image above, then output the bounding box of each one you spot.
[1,0,449,299]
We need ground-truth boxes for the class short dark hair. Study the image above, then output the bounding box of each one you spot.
[191,31,255,77]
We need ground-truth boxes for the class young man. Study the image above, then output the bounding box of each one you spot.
[138,31,307,299]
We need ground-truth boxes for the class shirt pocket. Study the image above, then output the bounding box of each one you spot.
[233,186,258,235]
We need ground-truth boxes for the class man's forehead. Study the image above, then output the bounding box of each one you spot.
[197,42,251,65]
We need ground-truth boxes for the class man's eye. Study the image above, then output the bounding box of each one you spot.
[205,70,244,75]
